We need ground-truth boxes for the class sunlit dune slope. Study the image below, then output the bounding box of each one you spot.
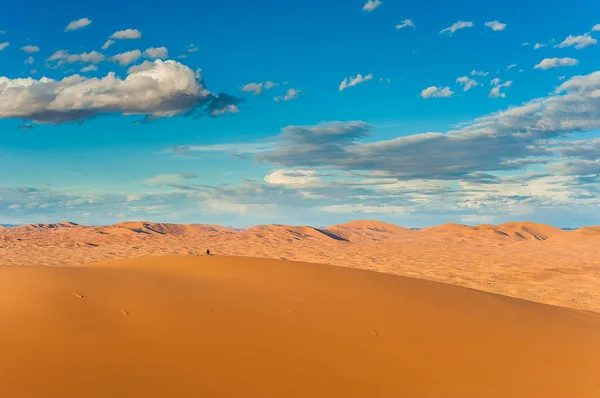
[1,255,599,398]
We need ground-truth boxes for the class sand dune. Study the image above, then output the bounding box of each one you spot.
[1,255,599,398]
[1,220,599,312]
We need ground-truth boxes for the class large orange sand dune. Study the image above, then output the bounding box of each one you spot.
[1,255,599,397]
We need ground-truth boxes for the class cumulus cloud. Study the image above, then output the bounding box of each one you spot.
[101,40,115,50]
[534,57,579,70]
[0,59,241,124]
[110,29,142,39]
[395,19,415,30]
[339,74,373,91]
[65,18,92,32]
[555,33,597,49]
[484,21,506,31]
[0,42,8,51]
[274,88,301,102]
[440,21,474,35]
[363,0,381,12]
[471,70,489,76]
[110,50,142,66]
[20,45,40,53]
[456,76,478,91]
[421,86,454,98]
[264,169,318,186]
[144,47,168,60]
[593,24,600,32]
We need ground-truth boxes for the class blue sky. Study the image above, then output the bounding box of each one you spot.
[1,0,600,227]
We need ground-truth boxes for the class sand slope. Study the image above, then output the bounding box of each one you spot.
[1,220,599,312]
[1,255,599,398]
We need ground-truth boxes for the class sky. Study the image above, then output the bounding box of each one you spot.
[1,0,600,227]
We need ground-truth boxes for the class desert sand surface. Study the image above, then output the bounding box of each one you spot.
[1,255,599,398]
[1,220,599,312]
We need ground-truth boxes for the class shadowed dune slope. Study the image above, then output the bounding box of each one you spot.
[1,255,599,398]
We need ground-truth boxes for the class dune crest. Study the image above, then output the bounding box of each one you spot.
[1,220,599,312]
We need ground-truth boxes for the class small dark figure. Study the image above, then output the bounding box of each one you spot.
[206,249,211,256]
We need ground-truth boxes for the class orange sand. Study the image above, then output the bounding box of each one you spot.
[1,220,599,312]
[1,255,599,397]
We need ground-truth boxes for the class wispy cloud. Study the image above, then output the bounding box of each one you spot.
[484,21,506,31]
[339,74,373,91]
[440,21,474,35]
[489,80,512,98]
[274,88,301,102]
[101,40,115,50]
[65,18,92,32]
[0,42,8,51]
[471,70,489,76]
[534,43,547,49]
[395,19,415,30]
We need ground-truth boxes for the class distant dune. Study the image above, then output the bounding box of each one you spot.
[1,255,599,398]
[1,220,599,312]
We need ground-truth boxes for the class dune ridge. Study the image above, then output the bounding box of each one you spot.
[1,219,599,312]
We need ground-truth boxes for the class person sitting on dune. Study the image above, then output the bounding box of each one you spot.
[206,249,211,256]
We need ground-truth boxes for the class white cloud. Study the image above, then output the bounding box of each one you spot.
[80,65,98,72]
[534,43,547,49]
[489,80,512,98]
[68,51,105,64]
[210,104,239,116]
[484,21,506,31]
[440,21,474,35]
[241,82,263,95]
[241,81,279,95]
[144,47,168,60]
[101,40,115,50]
[20,45,40,53]
[490,77,501,85]
[0,59,239,124]
[186,44,199,53]
[110,29,142,39]
[456,76,478,91]
[24,56,34,65]
[471,70,489,76]
[0,42,8,51]
[522,42,530,46]
[110,50,142,66]
[274,88,301,102]
[555,33,597,50]
[339,73,373,91]
[363,0,382,12]
[65,18,92,32]
[506,64,517,70]
[48,50,67,61]
[534,57,579,70]
[421,86,454,98]
[396,19,415,30]
[264,169,318,186]
[593,24,600,32]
